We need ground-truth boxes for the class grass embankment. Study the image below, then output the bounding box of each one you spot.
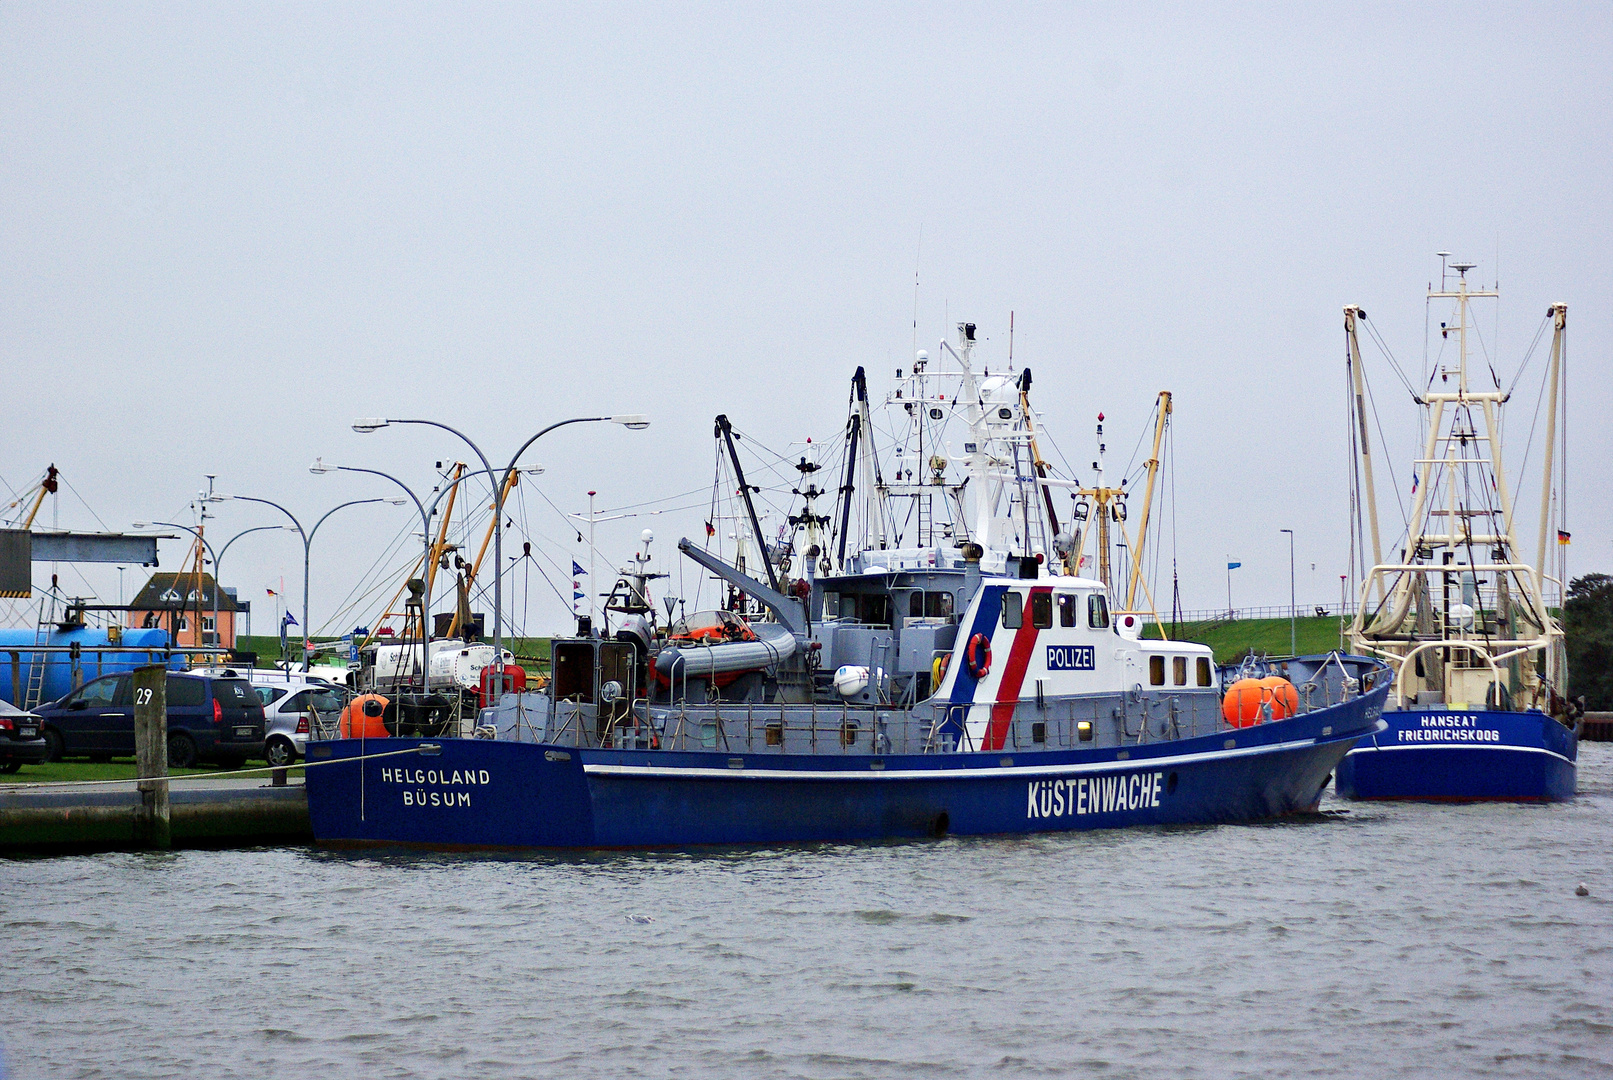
[235,635,553,668]
[1160,616,1352,665]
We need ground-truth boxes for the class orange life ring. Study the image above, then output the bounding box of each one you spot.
[966,633,992,679]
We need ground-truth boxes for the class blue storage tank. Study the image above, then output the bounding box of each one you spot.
[0,627,182,707]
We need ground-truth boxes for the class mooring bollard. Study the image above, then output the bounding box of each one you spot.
[271,766,287,787]
[132,663,171,849]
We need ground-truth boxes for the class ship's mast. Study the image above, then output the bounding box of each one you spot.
[1535,303,1567,587]
[1344,306,1384,603]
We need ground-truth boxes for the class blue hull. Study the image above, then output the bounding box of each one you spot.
[306,687,1386,849]
[1334,707,1577,802]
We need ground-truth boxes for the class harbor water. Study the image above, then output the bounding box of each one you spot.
[5,744,1609,1079]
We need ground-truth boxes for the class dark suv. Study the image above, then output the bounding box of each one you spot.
[37,672,266,768]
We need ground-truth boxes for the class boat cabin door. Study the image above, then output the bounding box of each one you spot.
[550,638,638,745]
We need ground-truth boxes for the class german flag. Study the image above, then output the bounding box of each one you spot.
[1558,530,1572,546]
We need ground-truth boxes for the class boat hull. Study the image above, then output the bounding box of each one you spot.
[1333,707,1577,802]
[305,687,1386,849]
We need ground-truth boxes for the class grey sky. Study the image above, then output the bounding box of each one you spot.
[3,4,1609,636]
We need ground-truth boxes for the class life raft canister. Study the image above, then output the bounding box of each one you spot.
[966,633,992,679]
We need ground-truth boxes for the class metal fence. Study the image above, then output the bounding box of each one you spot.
[1141,602,1361,625]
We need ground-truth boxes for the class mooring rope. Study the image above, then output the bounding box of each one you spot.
[0,743,441,792]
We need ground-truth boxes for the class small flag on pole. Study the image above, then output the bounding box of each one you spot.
[1558,530,1572,546]
[1227,561,1242,570]
[572,561,586,576]
[282,610,298,627]
[705,520,716,538]
[1410,471,1418,495]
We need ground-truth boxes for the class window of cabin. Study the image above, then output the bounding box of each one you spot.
[1088,593,1109,629]
[924,592,954,619]
[1030,592,1052,629]
[1149,655,1165,686]
[1197,657,1213,687]
[1058,594,1077,627]
[1173,656,1187,686]
[909,591,924,619]
[858,594,890,626]
[822,592,839,618]
[1002,591,1023,629]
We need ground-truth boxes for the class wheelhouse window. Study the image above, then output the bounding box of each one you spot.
[924,591,954,619]
[822,592,839,618]
[1149,656,1166,686]
[1173,656,1187,686]
[1002,591,1023,629]
[1030,592,1052,629]
[909,591,924,619]
[1058,594,1077,627]
[1088,593,1109,629]
[1197,657,1213,687]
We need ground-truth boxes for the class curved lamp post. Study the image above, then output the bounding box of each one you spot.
[132,521,293,651]
[351,414,648,686]
[312,459,547,688]
[208,495,405,670]
[1281,528,1296,656]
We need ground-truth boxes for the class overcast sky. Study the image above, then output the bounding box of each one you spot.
[3,3,1609,638]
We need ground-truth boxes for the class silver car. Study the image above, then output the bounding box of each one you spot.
[252,678,351,767]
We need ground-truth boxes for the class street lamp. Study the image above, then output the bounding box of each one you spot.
[1280,528,1296,656]
[311,460,547,689]
[209,494,404,670]
[352,414,649,689]
[132,521,293,652]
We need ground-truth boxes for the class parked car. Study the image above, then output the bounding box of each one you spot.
[37,671,266,768]
[249,677,350,766]
[0,699,49,773]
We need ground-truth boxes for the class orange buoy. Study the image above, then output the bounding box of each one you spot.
[339,693,390,738]
[1221,676,1299,727]
[1258,675,1299,720]
[1221,678,1265,727]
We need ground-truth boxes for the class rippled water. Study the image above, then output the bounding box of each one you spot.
[5,744,1611,1079]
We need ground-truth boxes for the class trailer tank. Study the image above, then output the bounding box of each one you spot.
[0,627,180,707]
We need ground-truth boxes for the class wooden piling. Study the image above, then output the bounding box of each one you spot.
[132,664,170,849]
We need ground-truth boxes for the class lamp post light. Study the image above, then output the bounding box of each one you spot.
[132,521,293,651]
[209,495,404,670]
[351,414,649,689]
[1280,528,1296,656]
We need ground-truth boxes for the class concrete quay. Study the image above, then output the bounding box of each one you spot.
[0,777,311,853]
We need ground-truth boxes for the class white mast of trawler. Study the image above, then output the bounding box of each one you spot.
[1348,259,1568,714]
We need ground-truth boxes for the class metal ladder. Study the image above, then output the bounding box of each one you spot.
[22,588,60,710]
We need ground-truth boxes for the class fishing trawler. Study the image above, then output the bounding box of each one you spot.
[306,322,1390,848]
[1335,259,1578,801]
